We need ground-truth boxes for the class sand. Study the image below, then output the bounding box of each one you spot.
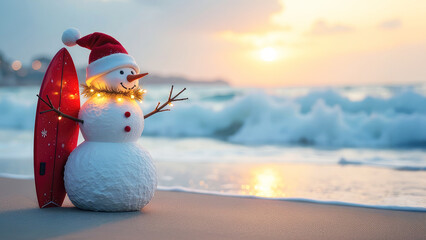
[0,178,425,240]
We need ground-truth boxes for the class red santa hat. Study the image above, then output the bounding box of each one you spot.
[61,28,140,85]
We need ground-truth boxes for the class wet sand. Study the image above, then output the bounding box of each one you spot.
[0,178,425,240]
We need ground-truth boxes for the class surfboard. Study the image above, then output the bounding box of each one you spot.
[34,48,80,208]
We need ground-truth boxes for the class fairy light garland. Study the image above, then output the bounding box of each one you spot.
[81,84,145,101]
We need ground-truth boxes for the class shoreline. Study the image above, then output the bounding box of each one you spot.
[1,173,425,212]
[1,178,425,239]
[158,186,426,212]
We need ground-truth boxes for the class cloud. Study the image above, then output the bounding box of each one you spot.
[309,19,354,35]
[135,0,281,32]
[378,18,402,30]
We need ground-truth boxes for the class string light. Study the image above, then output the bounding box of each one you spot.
[139,100,143,103]
[117,97,122,102]
[58,116,62,120]
[168,103,174,107]
[81,84,144,101]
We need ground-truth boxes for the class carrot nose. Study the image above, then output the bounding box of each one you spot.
[127,73,148,82]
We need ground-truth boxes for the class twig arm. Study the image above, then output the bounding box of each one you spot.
[144,85,188,119]
[36,94,84,124]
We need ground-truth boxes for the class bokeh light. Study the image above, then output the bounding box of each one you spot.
[32,60,42,70]
[11,60,22,71]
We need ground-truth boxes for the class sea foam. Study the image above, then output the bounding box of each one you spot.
[144,88,426,148]
[2,86,426,148]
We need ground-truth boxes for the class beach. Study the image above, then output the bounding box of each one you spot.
[2,0,426,238]
[1,177,425,240]
[2,86,426,238]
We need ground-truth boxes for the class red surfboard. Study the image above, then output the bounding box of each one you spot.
[34,48,80,208]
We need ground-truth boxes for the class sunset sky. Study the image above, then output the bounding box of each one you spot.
[1,0,425,86]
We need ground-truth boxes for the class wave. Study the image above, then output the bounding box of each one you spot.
[338,158,426,171]
[0,93,36,130]
[0,173,33,179]
[144,89,426,148]
[3,86,426,148]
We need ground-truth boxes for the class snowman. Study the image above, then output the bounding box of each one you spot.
[40,28,187,212]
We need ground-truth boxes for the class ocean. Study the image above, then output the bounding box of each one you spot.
[1,84,426,210]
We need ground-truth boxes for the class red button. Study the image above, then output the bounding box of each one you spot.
[124,126,131,132]
[124,111,131,118]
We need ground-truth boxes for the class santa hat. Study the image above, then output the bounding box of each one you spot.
[61,28,140,85]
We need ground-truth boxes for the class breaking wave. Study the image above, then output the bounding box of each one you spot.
[3,86,426,148]
[144,88,426,148]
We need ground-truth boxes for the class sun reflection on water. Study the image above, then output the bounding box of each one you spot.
[241,167,285,198]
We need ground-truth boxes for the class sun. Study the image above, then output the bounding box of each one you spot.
[259,47,278,62]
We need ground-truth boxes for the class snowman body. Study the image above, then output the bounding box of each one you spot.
[64,68,157,212]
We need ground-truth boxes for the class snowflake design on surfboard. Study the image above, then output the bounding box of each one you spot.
[41,129,47,138]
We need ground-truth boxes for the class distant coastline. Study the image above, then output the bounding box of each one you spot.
[0,52,229,87]
[75,68,228,86]
[137,74,229,86]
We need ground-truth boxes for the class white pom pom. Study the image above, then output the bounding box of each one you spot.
[62,28,81,47]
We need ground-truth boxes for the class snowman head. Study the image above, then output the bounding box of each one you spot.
[61,29,148,91]
[89,67,148,91]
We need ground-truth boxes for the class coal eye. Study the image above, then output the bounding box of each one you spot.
[120,70,124,75]
[131,71,134,74]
